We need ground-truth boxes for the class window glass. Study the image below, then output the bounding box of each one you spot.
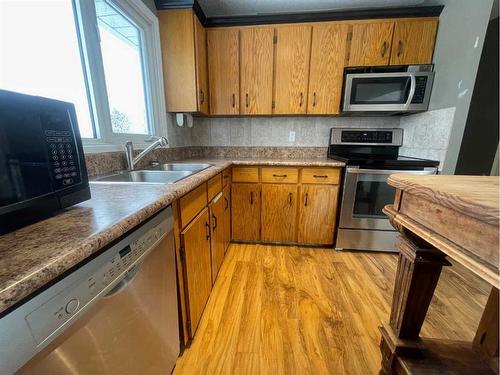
[0,0,95,138]
[96,0,150,135]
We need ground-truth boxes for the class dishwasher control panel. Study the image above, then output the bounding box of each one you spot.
[24,220,167,347]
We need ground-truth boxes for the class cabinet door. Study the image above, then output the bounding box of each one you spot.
[194,14,209,114]
[208,29,240,115]
[222,184,231,252]
[262,184,298,243]
[240,27,274,115]
[231,183,261,241]
[209,193,225,283]
[348,21,394,66]
[298,185,339,245]
[390,19,438,65]
[308,23,349,115]
[181,208,212,336]
[274,25,312,114]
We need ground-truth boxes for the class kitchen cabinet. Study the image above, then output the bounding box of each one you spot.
[261,184,298,242]
[209,193,225,283]
[231,183,261,241]
[273,25,312,114]
[180,208,212,336]
[348,21,394,66]
[390,19,438,65]
[298,185,339,244]
[308,23,349,115]
[240,27,275,114]
[158,9,208,114]
[222,184,231,252]
[207,28,240,115]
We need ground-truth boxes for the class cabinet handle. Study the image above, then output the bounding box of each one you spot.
[224,197,229,210]
[272,174,287,178]
[304,192,309,207]
[212,213,217,231]
[313,175,328,178]
[397,40,403,57]
[245,93,249,108]
[381,41,387,58]
[232,93,236,108]
[312,92,317,107]
[200,90,205,104]
[288,192,293,206]
[205,222,211,240]
[299,92,304,107]
[250,191,253,205]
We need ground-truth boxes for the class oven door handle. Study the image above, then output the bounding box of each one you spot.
[404,74,416,109]
[347,167,437,175]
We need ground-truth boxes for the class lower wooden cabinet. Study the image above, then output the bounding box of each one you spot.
[261,184,298,242]
[209,193,225,283]
[231,183,261,241]
[180,207,212,336]
[298,185,339,244]
[222,184,231,252]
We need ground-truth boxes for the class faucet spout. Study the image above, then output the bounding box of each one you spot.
[125,136,168,171]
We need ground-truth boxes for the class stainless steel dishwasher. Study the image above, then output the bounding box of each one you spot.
[0,207,179,375]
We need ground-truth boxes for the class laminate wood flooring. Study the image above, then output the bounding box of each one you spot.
[173,244,490,375]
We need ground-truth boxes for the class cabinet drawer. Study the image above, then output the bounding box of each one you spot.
[208,173,222,201]
[301,168,341,184]
[232,167,259,183]
[179,183,208,227]
[261,167,299,184]
[222,167,231,187]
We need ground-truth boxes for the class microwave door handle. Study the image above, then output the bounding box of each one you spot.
[404,74,416,109]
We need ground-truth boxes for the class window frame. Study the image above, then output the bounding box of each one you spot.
[74,0,167,152]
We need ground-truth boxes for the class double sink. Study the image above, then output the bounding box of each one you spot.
[92,163,212,185]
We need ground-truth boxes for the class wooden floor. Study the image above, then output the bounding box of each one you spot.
[173,244,491,375]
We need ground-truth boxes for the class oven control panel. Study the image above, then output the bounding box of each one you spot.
[330,128,403,146]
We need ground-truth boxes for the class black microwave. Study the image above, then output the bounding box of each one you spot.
[0,90,91,233]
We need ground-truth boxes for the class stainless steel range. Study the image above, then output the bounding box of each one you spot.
[328,128,439,252]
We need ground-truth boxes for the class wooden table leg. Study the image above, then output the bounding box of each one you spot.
[473,287,499,371]
[379,234,450,374]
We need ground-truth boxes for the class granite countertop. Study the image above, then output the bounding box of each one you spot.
[0,157,344,315]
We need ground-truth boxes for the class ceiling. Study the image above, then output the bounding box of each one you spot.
[196,0,427,17]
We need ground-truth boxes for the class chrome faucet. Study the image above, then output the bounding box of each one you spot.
[125,136,168,171]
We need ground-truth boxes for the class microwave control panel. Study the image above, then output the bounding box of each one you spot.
[410,76,429,104]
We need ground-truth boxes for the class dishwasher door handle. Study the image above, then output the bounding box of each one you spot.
[103,263,141,298]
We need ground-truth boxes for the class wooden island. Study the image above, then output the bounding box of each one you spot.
[382,175,499,374]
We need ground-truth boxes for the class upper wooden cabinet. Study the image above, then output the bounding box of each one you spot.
[207,29,240,115]
[159,9,208,114]
[348,21,395,66]
[390,19,438,65]
[240,27,275,115]
[274,25,312,114]
[308,23,349,115]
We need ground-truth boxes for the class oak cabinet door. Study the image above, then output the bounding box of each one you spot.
[208,28,240,115]
[231,183,261,241]
[181,208,212,337]
[308,23,349,115]
[298,185,339,245]
[348,21,394,66]
[222,184,231,252]
[261,184,298,243]
[194,14,209,114]
[240,27,274,114]
[209,193,225,283]
[274,25,312,114]
[390,19,438,65]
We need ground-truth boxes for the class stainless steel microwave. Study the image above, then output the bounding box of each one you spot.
[342,65,434,115]
[0,90,90,233]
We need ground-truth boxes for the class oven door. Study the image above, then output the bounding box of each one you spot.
[339,167,437,230]
[343,72,421,112]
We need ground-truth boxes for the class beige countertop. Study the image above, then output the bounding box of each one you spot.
[0,158,344,315]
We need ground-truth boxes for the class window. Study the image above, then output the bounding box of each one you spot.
[0,0,167,149]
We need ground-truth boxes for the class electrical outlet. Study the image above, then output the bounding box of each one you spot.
[288,131,296,142]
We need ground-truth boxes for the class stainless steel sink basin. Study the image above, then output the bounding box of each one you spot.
[92,170,193,185]
[147,163,211,173]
